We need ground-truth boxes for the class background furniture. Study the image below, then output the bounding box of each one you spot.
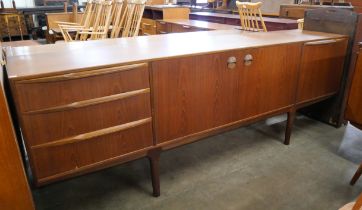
[140,5,189,35]
[155,19,236,34]
[0,43,34,210]
[236,2,267,32]
[279,4,353,19]
[190,12,298,31]
[298,8,362,127]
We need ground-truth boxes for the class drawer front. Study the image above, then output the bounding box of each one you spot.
[14,63,149,112]
[141,18,156,35]
[171,23,198,33]
[296,38,348,104]
[22,91,151,146]
[32,120,153,180]
[156,21,170,34]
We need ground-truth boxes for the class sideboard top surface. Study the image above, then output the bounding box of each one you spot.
[6,29,346,80]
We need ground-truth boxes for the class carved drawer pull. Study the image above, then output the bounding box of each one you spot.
[244,54,253,66]
[304,38,345,46]
[19,63,148,84]
[227,56,236,69]
[143,23,152,28]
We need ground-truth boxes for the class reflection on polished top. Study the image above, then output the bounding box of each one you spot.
[6,29,347,80]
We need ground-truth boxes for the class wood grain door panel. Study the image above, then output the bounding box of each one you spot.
[152,51,240,144]
[152,44,301,144]
[14,63,149,112]
[235,44,301,119]
[297,38,348,104]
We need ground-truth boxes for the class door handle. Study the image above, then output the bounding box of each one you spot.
[227,56,236,69]
[244,54,253,66]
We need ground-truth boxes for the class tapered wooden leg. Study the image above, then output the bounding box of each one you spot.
[284,110,296,145]
[147,148,161,197]
[350,163,362,185]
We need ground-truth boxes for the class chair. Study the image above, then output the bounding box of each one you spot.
[60,0,114,42]
[236,1,267,32]
[297,18,304,30]
[109,0,125,38]
[58,0,96,42]
[120,0,147,38]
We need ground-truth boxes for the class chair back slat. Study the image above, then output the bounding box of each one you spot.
[236,1,267,32]
[121,0,147,38]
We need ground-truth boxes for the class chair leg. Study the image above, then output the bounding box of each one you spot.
[350,163,362,185]
[147,147,161,197]
[284,110,296,145]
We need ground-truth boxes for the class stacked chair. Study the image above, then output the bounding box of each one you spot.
[236,1,267,32]
[58,0,147,42]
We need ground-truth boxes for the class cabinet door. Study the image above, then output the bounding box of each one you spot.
[296,38,348,105]
[152,51,241,144]
[346,48,362,127]
[151,44,301,144]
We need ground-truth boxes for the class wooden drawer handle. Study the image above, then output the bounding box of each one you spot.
[143,23,152,29]
[304,38,345,46]
[24,88,150,115]
[31,118,152,149]
[18,63,148,84]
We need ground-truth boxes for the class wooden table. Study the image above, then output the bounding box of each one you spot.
[190,12,299,31]
[5,30,348,198]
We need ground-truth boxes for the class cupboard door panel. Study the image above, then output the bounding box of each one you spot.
[152,44,301,144]
[346,48,362,126]
[235,44,301,118]
[152,51,241,144]
[296,38,348,104]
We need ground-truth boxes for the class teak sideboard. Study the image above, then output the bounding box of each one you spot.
[4,29,348,197]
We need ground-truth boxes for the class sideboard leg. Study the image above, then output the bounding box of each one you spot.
[284,110,296,145]
[147,148,161,197]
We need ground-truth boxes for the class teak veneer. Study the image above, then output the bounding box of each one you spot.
[5,30,348,197]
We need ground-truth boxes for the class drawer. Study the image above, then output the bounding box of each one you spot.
[23,90,151,146]
[32,119,153,180]
[14,63,149,112]
[141,18,156,35]
[156,21,170,34]
[171,24,199,33]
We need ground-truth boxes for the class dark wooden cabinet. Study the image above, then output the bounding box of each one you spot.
[5,30,348,196]
[296,39,348,106]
